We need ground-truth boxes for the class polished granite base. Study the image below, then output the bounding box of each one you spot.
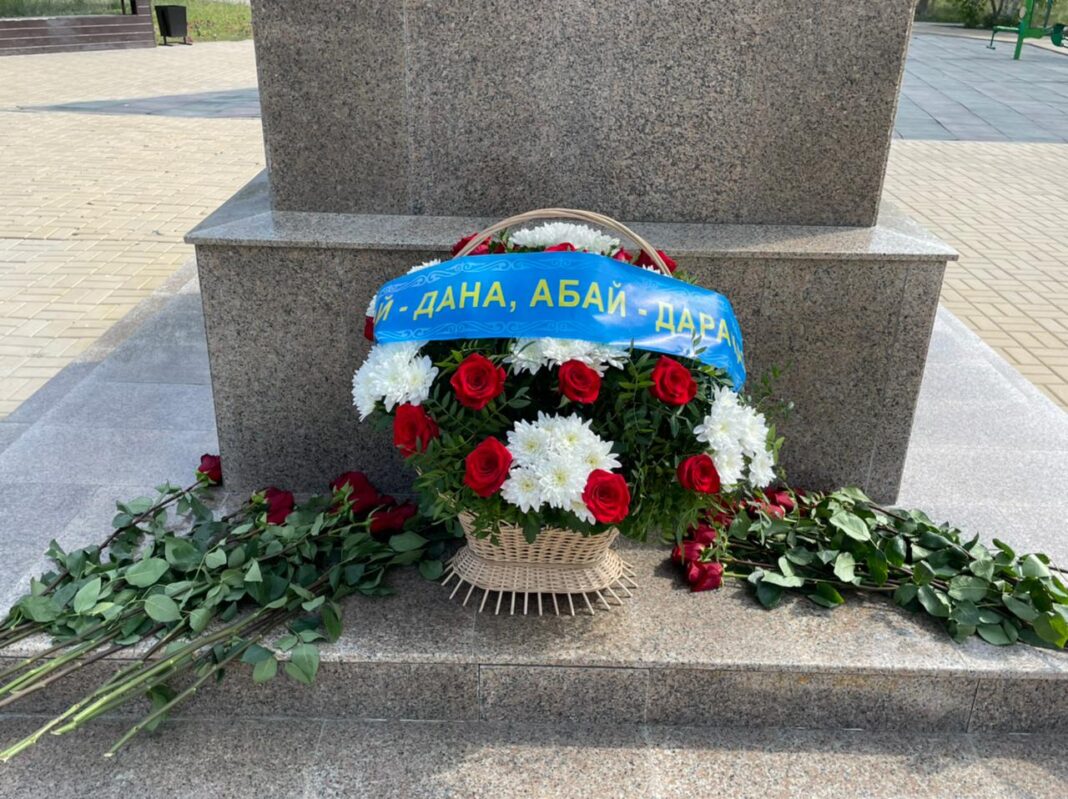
[187,172,955,501]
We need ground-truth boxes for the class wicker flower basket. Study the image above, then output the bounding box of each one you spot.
[442,513,636,616]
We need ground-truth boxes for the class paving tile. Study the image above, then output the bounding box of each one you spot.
[479,665,649,723]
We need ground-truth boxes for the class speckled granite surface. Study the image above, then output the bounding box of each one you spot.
[188,173,951,499]
[249,0,916,226]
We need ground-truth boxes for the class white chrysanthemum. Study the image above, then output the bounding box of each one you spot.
[351,341,437,419]
[510,222,620,255]
[737,406,770,457]
[352,368,378,420]
[506,339,549,375]
[367,259,441,316]
[501,468,544,513]
[548,414,595,451]
[748,448,777,489]
[576,437,621,473]
[693,402,745,453]
[537,457,588,509]
[570,499,596,525]
[713,447,746,488]
[507,419,552,467]
[540,339,628,374]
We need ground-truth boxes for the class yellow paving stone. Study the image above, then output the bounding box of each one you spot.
[885,140,1068,409]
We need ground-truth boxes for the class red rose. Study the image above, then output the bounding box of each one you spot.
[686,560,723,592]
[558,360,601,404]
[451,353,506,411]
[463,437,513,498]
[370,498,417,537]
[671,544,684,564]
[544,242,575,252]
[392,403,440,457]
[196,453,222,485]
[582,470,631,524]
[689,523,718,545]
[450,232,490,256]
[765,488,795,513]
[330,470,381,516]
[612,248,634,263]
[649,356,697,406]
[264,487,295,526]
[677,454,721,495]
[363,316,375,342]
[748,500,785,519]
[636,249,678,274]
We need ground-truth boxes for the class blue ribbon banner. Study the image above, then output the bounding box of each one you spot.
[371,251,746,389]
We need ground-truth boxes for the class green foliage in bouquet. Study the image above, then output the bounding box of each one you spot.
[675,486,1068,650]
[0,465,450,761]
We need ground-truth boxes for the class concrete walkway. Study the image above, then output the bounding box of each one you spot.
[0,41,263,417]
[896,34,1068,142]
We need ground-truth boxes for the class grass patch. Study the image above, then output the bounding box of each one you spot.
[155,0,252,43]
[0,0,252,43]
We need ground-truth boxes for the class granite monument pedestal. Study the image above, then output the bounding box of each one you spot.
[188,0,955,502]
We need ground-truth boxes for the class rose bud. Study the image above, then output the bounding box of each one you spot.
[330,471,381,516]
[451,353,506,411]
[582,470,631,524]
[676,454,722,495]
[263,487,295,526]
[196,453,222,485]
[463,437,513,498]
[686,561,724,592]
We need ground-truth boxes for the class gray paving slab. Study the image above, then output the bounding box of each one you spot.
[897,35,1068,141]
[25,88,262,119]
[0,717,1064,799]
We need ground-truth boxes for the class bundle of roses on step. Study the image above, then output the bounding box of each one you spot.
[352,222,783,579]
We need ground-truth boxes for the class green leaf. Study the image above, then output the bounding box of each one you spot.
[389,530,427,552]
[893,583,918,607]
[144,685,177,732]
[829,511,870,542]
[322,603,342,642]
[240,644,273,665]
[522,516,540,545]
[418,559,444,580]
[301,596,325,612]
[1020,554,1051,579]
[833,552,856,583]
[755,580,783,609]
[73,577,102,615]
[917,586,951,619]
[164,539,201,572]
[761,571,804,588]
[143,594,181,623]
[205,549,227,569]
[244,560,263,583]
[977,623,1012,646]
[275,634,299,651]
[19,595,60,623]
[126,557,169,588]
[948,576,990,603]
[1032,612,1068,648]
[253,656,278,684]
[189,607,212,634]
[227,546,247,569]
[866,551,889,586]
[951,600,980,627]
[1003,595,1039,622]
[807,582,845,608]
[286,643,320,685]
[885,536,907,568]
[969,558,995,582]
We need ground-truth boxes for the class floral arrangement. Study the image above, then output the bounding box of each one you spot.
[0,456,447,760]
[353,222,781,541]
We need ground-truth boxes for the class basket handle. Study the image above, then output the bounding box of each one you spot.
[453,207,671,276]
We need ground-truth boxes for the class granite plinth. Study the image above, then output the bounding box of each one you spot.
[188,172,953,500]
[250,0,916,226]
[6,551,1068,733]
[5,718,1067,798]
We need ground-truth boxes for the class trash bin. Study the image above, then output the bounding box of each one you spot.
[155,5,188,45]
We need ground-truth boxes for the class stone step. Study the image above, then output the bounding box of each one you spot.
[0,716,1063,797]
[5,548,1067,734]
